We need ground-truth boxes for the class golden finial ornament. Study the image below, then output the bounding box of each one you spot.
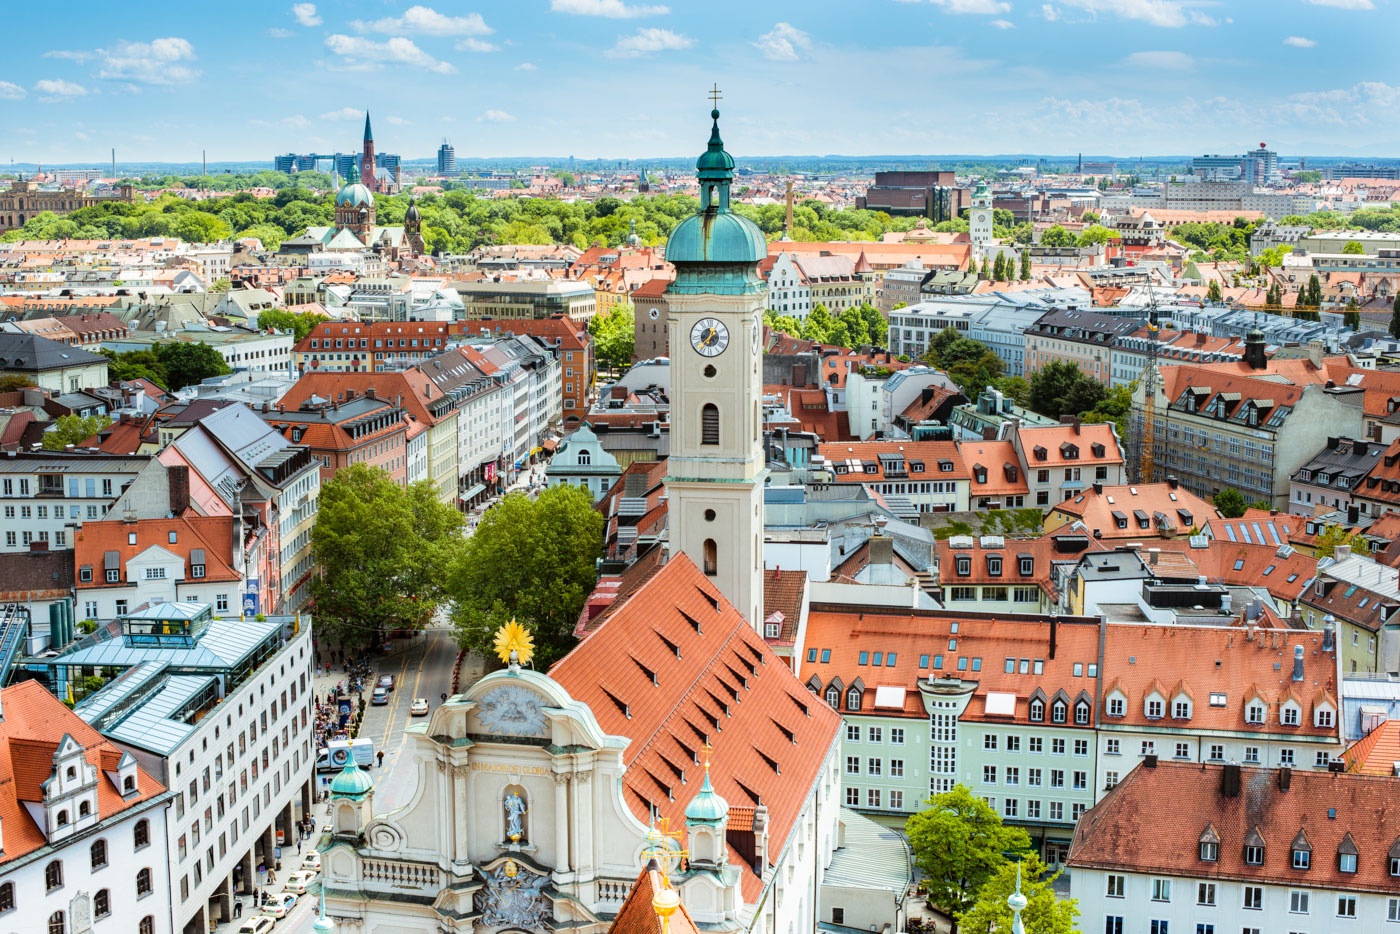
[493,619,535,669]
[643,815,688,931]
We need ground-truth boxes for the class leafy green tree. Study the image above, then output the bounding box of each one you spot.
[558,172,575,188]
[310,464,464,648]
[1028,361,1106,420]
[1019,250,1031,280]
[922,328,1006,398]
[979,256,990,279]
[1206,279,1223,303]
[1041,225,1075,248]
[448,485,603,668]
[1344,299,1360,330]
[955,855,1080,934]
[802,303,834,343]
[763,310,803,339]
[173,210,231,243]
[1081,211,1100,224]
[0,374,35,393]
[991,253,1006,281]
[155,341,232,390]
[1342,240,1365,255]
[588,303,636,370]
[1213,487,1247,518]
[209,278,231,293]
[1076,224,1119,247]
[906,785,1031,930]
[1314,523,1361,555]
[99,348,168,389]
[42,413,113,450]
[1390,293,1400,339]
[257,308,329,341]
[1081,381,1135,442]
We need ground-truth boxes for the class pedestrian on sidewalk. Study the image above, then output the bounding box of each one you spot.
[376,750,384,768]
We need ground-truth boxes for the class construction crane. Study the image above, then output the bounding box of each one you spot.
[1134,285,1161,485]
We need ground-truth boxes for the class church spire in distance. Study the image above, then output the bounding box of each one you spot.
[363,110,373,143]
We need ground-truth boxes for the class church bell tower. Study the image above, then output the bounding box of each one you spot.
[663,96,766,629]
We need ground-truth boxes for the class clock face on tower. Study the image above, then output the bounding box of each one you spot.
[690,318,729,357]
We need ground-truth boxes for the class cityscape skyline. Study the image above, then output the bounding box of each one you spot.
[2,0,1398,163]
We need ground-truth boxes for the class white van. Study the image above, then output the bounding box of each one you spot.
[316,738,375,773]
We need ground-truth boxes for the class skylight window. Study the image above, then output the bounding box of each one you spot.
[1233,558,1245,571]
[1263,565,1275,576]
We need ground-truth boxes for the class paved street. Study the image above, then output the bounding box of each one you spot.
[215,623,467,934]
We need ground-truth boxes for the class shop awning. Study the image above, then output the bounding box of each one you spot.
[461,483,486,500]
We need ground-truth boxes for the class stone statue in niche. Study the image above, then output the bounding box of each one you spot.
[504,788,528,843]
[475,859,551,929]
[70,891,92,934]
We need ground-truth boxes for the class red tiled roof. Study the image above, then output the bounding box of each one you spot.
[1101,623,1337,736]
[550,556,841,901]
[1070,762,1398,895]
[74,515,241,590]
[0,681,166,866]
[936,538,1057,598]
[1050,482,1216,539]
[1017,422,1124,469]
[800,607,1101,723]
[818,440,967,482]
[608,868,700,934]
[960,440,1029,498]
[1342,720,1400,776]
[762,568,807,646]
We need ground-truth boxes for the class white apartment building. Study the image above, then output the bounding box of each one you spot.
[0,452,150,553]
[70,603,316,934]
[0,681,174,934]
[768,251,813,319]
[1071,762,1400,934]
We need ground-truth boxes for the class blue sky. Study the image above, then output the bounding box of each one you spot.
[1,0,1397,164]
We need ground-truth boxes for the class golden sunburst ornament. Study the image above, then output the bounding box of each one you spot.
[494,619,535,668]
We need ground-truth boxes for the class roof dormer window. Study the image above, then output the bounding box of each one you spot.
[1246,701,1265,724]
[987,555,1002,577]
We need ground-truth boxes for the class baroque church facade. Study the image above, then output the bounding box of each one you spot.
[319,106,843,934]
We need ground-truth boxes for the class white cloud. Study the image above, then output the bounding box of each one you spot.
[46,37,200,85]
[34,78,88,101]
[456,38,501,52]
[1056,0,1216,27]
[1122,50,1195,68]
[1283,35,1317,47]
[74,131,89,141]
[515,62,537,71]
[0,81,25,99]
[266,27,294,38]
[926,0,1011,13]
[991,17,1016,27]
[1302,0,1372,7]
[251,114,311,129]
[550,0,669,18]
[752,23,812,61]
[319,107,364,121]
[353,6,492,36]
[323,35,457,73]
[1042,3,1061,18]
[605,27,694,58]
[479,109,516,123]
[291,3,321,26]
[386,116,412,125]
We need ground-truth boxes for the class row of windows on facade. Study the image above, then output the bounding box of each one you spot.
[308,337,445,349]
[1189,830,1400,875]
[34,911,155,934]
[1104,690,1334,728]
[16,824,154,906]
[1103,879,1400,928]
[1,477,115,497]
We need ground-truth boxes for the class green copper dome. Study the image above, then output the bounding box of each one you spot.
[684,768,729,824]
[336,183,374,208]
[329,761,374,800]
[665,107,765,295]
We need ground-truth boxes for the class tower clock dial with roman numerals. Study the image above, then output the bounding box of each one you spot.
[690,318,729,357]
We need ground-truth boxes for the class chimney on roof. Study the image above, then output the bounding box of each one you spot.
[1222,761,1242,797]
[1244,329,1268,370]
[1348,503,1360,526]
[1278,766,1292,791]
[1292,644,1305,681]
[1307,340,1325,370]
[1168,475,1179,490]
[1322,615,1336,652]
[1092,481,1103,495]
[1143,753,1158,768]
[1334,544,1352,561]
[169,465,190,516]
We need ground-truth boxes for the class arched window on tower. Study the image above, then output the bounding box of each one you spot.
[703,539,717,576]
[701,404,719,445]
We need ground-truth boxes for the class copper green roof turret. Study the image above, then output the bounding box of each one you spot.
[664,104,765,294]
[364,111,373,143]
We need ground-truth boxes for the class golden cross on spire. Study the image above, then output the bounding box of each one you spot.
[642,817,688,888]
[701,739,714,772]
[708,84,722,108]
